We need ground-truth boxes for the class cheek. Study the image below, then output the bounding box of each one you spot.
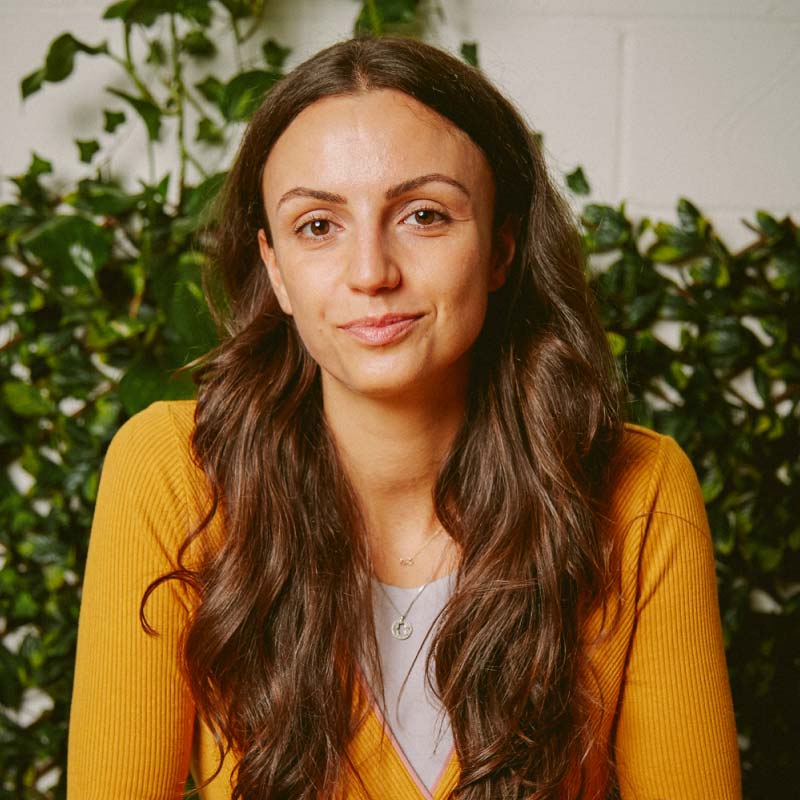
[435,253,493,339]
[278,274,330,354]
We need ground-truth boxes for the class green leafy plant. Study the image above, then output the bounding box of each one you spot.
[1,2,796,797]
[574,178,799,792]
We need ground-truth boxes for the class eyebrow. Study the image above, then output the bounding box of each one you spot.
[275,173,471,210]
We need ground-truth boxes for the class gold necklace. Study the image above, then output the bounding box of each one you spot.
[376,542,450,640]
[398,527,445,566]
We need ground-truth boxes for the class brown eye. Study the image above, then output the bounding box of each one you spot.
[403,207,447,227]
[296,217,334,238]
[415,210,437,225]
[308,219,330,236]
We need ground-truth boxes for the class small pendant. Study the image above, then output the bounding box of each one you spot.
[391,618,413,640]
[399,556,415,566]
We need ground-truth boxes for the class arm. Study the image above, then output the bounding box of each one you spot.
[67,402,196,800]
[614,436,741,799]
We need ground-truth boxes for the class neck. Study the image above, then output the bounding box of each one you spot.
[322,373,466,584]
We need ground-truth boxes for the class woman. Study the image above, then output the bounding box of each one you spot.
[67,36,741,799]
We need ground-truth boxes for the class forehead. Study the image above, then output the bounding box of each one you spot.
[261,89,494,200]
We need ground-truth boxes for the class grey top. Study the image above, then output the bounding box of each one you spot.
[362,571,456,794]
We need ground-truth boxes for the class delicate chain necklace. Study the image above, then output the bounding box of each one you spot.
[376,581,429,640]
[398,526,444,567]
[375,543,450,641]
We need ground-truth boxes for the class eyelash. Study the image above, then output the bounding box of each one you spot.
[292,206,450,240]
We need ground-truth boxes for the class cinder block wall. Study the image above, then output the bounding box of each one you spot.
[1,0,798,247]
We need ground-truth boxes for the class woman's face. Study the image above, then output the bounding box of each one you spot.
[258,88,515,403]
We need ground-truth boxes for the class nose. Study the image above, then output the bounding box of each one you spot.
[345,222,401,294]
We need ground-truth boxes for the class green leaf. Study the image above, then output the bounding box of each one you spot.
[669,360,690,390]
[262,38,291,70]
[219,0,253,18]
[13,592,38,619]
[118,357,195,415]
[179,0,213,25]
[689,256,730,288]
[173,171,226,240]
[606,331,626,357]
[16,534,68,566]
[118,358,167,415]
[756,546,783,572]
[0,204,37,235]
[753,366,772,406]
[196,117,223,145]
[21,215,112,288]
[182,30,216,58]
[647,220,703,263]
[647,242,684,263]
[221,70,280,121]
[71,179,140,216]
[660,294,698,323]
[701,463,725,503]
[354,0,421,35]
[581,204,630,251]
[2,382,53,417]
[676,197,703,232]
[146,39,167,66]
[106,88,162,140]
[21,69,45,99]
[103,0,145,22]
[103,109,126,133]
[0,638,23,706]
[76,139,100,164]
[699,318,756,371]
[21,33,109,98]
[9,153,54,207]
[566,166,591,196]
[195,75,225,107]
[460,41,478,67]
[104,0,211,27]
[625,290,663,327]
[755,210,782,238]
[770,253,800,291]
[186,172,226,216]
[169,285,218,357]
[30,153,53,179]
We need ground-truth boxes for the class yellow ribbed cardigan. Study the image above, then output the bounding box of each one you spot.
[67,400,741,799]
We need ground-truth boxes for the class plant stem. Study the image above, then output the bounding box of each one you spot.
[185,150,210,179]
[183,87,207,118]
[169,14,187,208]
[119,25,159,106]
[230,13,244,71]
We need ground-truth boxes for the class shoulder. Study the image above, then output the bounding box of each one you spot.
[610,423,704,517]
[107,399,197,458]
[90,399,222,572]
[101,399,208,529]
[104,400,199,484]
[606,423,710,556]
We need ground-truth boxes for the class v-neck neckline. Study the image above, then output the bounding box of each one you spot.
[354,666,460,799]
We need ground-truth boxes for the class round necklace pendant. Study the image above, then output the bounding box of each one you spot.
[391,618,413,640]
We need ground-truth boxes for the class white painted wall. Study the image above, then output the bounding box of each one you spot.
[1,0,798,248]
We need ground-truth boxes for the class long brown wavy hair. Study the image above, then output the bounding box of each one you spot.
[143,35,625,800]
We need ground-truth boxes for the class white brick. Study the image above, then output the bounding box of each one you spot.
[466,9,622,200]
[622,20,800,212]
[469,0,795,19]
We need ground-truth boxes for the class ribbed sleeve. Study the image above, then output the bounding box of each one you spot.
[67,401,197,800]
[612,435,741,799]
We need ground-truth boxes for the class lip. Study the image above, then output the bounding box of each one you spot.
[339,313,424,346]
